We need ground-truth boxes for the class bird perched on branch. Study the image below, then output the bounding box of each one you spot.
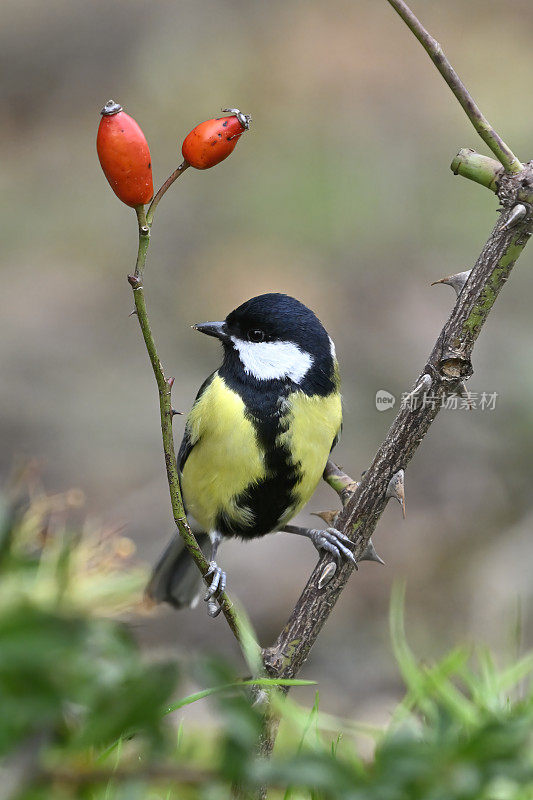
[147,292,359,615]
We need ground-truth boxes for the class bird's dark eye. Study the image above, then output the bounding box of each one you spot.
[247,329,265,343]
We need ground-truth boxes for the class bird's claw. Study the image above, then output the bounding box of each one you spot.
[207,599,223,617]
[310,527,358,568]
[204,561,227,602]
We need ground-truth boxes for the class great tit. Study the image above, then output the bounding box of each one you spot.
[146,292,358,614]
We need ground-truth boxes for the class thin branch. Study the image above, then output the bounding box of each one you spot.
[386,0,523,174]
[128,202,249,650]
[134,205,150,280]
[323,460,359,506]
[146,161,189,225]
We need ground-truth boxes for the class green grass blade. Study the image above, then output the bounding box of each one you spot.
[165,678,316,715]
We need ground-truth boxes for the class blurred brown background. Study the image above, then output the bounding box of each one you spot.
[2,0,533,722]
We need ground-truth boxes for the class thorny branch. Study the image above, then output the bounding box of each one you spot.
[252,0,533,780]
[263,172,533,683]
[252,176,533,790]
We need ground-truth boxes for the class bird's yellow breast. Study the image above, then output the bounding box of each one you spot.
[180,372,342,535]
[276,390,342,522]
[180,374,266,532]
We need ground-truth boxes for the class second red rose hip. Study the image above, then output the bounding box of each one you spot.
[182,108,251,170]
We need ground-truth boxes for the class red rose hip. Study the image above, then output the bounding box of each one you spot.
[181,108,251,170]
[97,100,154,208]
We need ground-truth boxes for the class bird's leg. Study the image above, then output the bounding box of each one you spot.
[204,530,226,606]
[321,461,386,565]
[283,524,358,567]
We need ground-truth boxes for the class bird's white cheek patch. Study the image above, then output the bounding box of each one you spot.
[231,338,313,383]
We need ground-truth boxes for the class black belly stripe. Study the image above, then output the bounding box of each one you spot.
[216,432,300,539]
[216,350,337,540]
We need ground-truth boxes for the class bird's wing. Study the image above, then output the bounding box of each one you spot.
[330,420,343,453]
[177,371,216,473]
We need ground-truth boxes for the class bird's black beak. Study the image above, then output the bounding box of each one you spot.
[192,321,229,342]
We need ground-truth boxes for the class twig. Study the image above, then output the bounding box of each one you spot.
[134,206,150,280]
[146,161,189,225]
[128,185,248,649]
[323,460,359,505]
[385,0,522,173]
[450,149,502,192]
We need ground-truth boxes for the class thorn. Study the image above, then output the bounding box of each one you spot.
[456,380,473,410]
[167,377,175,389]
[312,510,339,527]
[318,562,337,589]
[171,408,183,417]
[139,225,150,236]
[431,269,472,297]
[404,374,432,403]
[251,689,269,708]
[127,274,141,289]
[129,308,138,317]
[386,469,406,519]
[501,204,527,231]
[359,538,385,565]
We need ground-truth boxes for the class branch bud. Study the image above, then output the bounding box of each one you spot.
[451,149,502,192]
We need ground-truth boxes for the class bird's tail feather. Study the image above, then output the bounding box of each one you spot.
[145,531,211,609]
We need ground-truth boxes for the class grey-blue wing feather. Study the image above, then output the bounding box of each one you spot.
[330,421,342,453]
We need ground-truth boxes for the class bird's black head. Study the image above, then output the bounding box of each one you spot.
[194,293,338,393]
